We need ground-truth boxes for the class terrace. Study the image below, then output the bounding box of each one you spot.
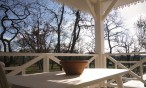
[1,0,146,88]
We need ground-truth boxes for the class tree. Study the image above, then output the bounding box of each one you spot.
[104,10,126,53]
[19,24,52,53]
[36,1,66,53]
[135,16,146,50]
[115,32,141,67]
[84,10,126,53]
[0,0,30,66]
[66,10,81,53]
[53,5,65,53]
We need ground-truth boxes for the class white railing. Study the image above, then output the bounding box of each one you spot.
[0,53,97,76]
[106,52,146,87]
[1,52,146,87]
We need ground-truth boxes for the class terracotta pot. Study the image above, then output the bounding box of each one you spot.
[60,60,88,75]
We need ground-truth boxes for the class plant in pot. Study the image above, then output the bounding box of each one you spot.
[58,56,90,75]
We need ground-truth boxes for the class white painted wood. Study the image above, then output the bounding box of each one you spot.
[106,52,146,56]
[129,61,142,71]
[106,55,128,69]
[48,56,60,64]
[0,52,42,56]
[115,76,124,88]
[140,64,143,79]
[1,52,146,87]
[88,56,96,64]
[105,79,115,87]
[106,55,146,86]
[0,52,96,56]
[0,53,97,76]
[56,0,145,15]
[4,66,19,70]
[86,0,97,19]
[43,56,49,72]
[22,69,26,75]
[123,73,146,87]
[87,56,97,68]
[7,54,46,76]
[46,53,96,56]
[102,0,118,19]
[119,61,139,63]
[7,69,128,88]
[115,63,117,69]
[94,0,106,68]
[94,54,99,68]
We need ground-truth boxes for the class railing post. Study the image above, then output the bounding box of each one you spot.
[140,63,143,79]
[43,55,49,72]
[22,69,26,75]
[95,55,99,68]
[115,63,118,69]
[87,64,90,68]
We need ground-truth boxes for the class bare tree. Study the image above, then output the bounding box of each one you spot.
[19,24,52,53]
[37,2,66,53]
[0,0,30,66]
[65,10,95,53]
[104,10,126,53]
[115,32,140,53]
[135,16,146,50]
[53,5,65,53]
[66,10,81,53]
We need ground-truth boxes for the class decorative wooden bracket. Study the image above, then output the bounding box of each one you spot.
[102,0,118,20]
[86,0,97,20]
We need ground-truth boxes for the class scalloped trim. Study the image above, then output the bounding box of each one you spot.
[117,0,146,9]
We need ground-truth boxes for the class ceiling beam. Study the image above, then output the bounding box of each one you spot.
[102,0,118,20]
[86,0,97,19]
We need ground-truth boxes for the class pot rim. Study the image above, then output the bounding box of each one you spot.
[60,60,88,63]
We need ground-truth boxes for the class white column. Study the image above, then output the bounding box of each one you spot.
[94,1,106,68]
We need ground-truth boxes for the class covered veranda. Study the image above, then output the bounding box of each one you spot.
[56,0,146,69]
[1,0,146,88]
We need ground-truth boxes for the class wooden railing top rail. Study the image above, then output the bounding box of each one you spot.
[1,52,146,56]
[106,52,146,56]
[0,53,97,56]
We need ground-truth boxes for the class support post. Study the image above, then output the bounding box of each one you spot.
[94,0,106,68]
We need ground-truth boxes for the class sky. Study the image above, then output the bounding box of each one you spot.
[118,1,146,33]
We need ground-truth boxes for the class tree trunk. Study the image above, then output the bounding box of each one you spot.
[70,11,80,53]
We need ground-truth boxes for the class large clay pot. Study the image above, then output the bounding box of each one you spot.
[60,60,88,75]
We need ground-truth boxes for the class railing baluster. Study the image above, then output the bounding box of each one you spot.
[22,69,26,75]
[115,63,117,69]
[43,55,49,72]
[140,63,143,79]
[94,55,99,68]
